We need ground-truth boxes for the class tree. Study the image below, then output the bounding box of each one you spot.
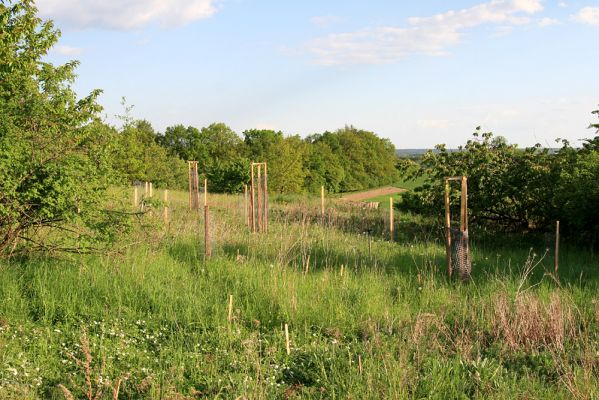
[303,140,345,193]
[111,120,187,189]
[313,126,399,192]
[243,130,308,193]
[0,1,125,255]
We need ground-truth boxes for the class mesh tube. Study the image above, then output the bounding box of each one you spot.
[451,228,471,281]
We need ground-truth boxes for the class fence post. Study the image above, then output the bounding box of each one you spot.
[244,184,248,227]
[444,179,452,278]
[555,220,560,274]
[321,186,325,224]
[204,180,211,260]
[163,189,168,225]
[389,197,394,242]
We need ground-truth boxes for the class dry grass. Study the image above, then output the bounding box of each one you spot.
[492,292,578,351]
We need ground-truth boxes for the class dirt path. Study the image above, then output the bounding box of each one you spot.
[340,186,406,202]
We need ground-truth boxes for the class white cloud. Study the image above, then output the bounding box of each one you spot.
[571,7,599,26]
[558,2,568,8]
[52,45,85,56]
[538,17,560,26]
[306,0,544,65]
[36,0,219,30]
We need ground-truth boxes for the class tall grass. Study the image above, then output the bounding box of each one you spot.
[0,188,597,399]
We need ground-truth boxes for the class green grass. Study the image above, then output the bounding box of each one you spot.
[392,175,428,191]
[0,190,598,399]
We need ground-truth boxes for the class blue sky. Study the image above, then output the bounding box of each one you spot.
[40,0,599,148]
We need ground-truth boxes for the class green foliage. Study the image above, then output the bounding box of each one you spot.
[310,126,400,192]
[401,112,599,240]
[0,1,128,255]
[244,129,309,193]
[402,129,557,230]
[303,140,345,193]
[111,119,187,189]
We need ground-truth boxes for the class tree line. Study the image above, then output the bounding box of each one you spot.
[106,118,400,194]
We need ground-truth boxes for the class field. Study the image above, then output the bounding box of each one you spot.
[0,188,598,399]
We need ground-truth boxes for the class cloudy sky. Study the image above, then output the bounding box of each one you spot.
[40,0,599,148]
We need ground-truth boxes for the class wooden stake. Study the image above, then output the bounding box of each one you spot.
[264,162,269,233]
[204,178,208,207]
[358,355,363,375]
[188,162,193,210]
[340,264,344,277]
[555,220,560,274]
[204,205,211,260]
[134,186,138,208]
[195,168,200,210]
[163,189,168,225]
[149,182,153,197]
[444,178,452,278]
[321,185,325,223]
[460,176,468,232]
[257,165,262,232]
[244,184,248,227]
[389,197,394,242]
[284,324,291,355]
[250,164,256,233]
[227,294,233,323]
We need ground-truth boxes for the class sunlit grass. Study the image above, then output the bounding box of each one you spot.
[0,188,597,399]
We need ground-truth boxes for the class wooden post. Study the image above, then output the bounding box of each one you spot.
[149,182,153,197]
[204,178,208,207]
[284,324,291,355]
[244,184,248,227]
[250,164,256,233]
[204,205,211,259]
[321,186,325,224]
[264,163,268,233]
[460,177,468,232]
[227,295,233,323]
[195,170,200,210]
[555,220,560,274]
[163,189,168,225]
[188,163,193,210]
[188,161,200,210]
[257,165,262,232]
[358,355,363,375]
[389,197,394,242]
[444,179,452,278]
[134,186,138,208]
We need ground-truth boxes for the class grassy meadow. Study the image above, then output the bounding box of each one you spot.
[0,187,598,399]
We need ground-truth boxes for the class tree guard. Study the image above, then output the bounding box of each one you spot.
[188,161,200,210]
[444,176,471,281]
[249,162,269,233]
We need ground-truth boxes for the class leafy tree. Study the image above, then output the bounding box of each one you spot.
[243,130,308,193]
[0,1,126,254]
[157,124,201,162]
[303,140,345,193]
[313,126,399,192]
[112,120,187,189]
[206,158,250,193]
[401,129,557,230]
[243,129,284,160]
